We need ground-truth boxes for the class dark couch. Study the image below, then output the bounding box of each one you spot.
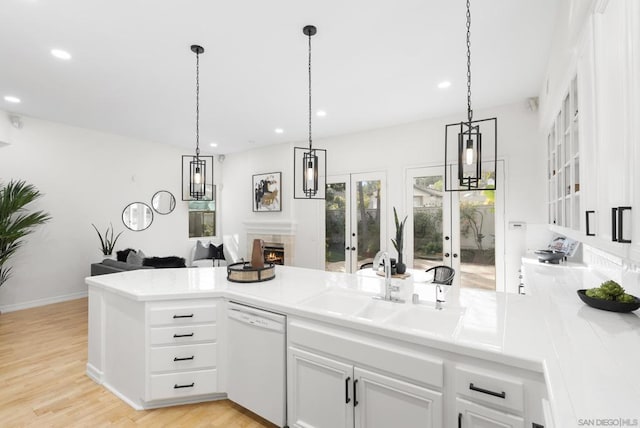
[90,256,186,276]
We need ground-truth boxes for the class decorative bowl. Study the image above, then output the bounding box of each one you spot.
[577,289,640,313]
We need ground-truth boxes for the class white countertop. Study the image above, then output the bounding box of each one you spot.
[86,263,640,426]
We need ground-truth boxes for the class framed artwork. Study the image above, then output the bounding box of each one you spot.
[253,172,282,212]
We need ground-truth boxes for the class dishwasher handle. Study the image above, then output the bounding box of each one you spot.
[228,308,285,333]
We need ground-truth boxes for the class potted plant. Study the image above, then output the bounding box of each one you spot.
[92,223,123,259]
[391,207,408,274]
[0,180,51,287]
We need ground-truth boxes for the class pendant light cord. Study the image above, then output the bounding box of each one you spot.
[308,31,313,151]
[466,0,473,124]
[195,49,201,159]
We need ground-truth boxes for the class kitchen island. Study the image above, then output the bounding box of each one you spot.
[86,263,640,427]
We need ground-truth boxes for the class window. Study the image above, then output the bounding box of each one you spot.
[189,200,216,238]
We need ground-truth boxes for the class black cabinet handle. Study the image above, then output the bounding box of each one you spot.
[174,382,195,389]
[612,207,632,243]
[618,207,632,243]
[469,383,506,399]
[173,333,194,338]
[458,412,462,428]
[173,314,194,319]
[174,356,195,361]
[586,210,595,236]
[345,377,351,404]
[353,379,359,407]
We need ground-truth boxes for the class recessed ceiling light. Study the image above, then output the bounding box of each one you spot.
[438,81,452,89]
[51,49,72,60]
[274,128,284,134]
[4,95,21,103]
[316,110,327,117]
[210,142,218,147]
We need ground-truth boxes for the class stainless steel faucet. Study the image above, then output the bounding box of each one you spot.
[372,250,402,302]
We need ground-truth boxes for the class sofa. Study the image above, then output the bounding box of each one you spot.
[90,249,186,276]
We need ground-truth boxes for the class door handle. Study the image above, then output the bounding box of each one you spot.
[453,253,458,258]
[458,412,462,428]
[618,207,632,243]
[585,210,595,236]
[353,379,359,407]
[445,236,450,241]
[444,253,450,258]
[345,377,351,404]
[612,207,618,242]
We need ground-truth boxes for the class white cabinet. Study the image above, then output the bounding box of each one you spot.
[145,300,220,404]
[456,398,524,428]
[288,346,443,428]
[288,347,354,428]
[354,366,442,428]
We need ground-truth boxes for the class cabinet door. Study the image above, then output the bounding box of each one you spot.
[354,367,442,428]
[456,398,524,428]
[288,347,353,428]
[593,0,633,247]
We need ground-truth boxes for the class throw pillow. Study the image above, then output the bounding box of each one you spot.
[126,249,146,266]
[143,256,186,268]
[193,240,214,260]
[116,248,136,262]
[211,243,225,260]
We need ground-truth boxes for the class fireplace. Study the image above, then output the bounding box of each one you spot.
[264,242,285,265]
[245,220,296,266]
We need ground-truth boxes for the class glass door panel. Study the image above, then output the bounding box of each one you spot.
[411,175,444,272]
[325,172,386,273]
[354,179,382,270]
[458,189,496,290]
[325,181,348,272]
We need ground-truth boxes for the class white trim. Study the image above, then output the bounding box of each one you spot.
[0,290,88,313]
[243,219,297,235]
[86,363,104,384]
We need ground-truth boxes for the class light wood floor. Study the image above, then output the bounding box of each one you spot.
[0,298,278,427]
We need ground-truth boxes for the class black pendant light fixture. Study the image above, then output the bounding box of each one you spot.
[444,0,497,192]
[294,25,326,200]
[182,44,214,201]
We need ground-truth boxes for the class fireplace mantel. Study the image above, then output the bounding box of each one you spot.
[243,219,297,235]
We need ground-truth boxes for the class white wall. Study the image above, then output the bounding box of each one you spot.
[0,111,215,312]
[221,101,547,292]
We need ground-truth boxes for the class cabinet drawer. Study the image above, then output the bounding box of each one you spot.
[148,303,217,326]
[148,369,218,401]
[455,366,524,412]
[149,324,217,345]
[150,343,217,372]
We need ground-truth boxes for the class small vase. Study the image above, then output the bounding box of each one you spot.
[103,253,115,261]
[396,262,406,274]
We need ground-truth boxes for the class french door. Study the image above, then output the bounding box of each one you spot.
[405,165,503,290]
[325,172,387,273]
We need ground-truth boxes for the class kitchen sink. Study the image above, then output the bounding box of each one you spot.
[352,299,401,322]
[300,290,370,316]
[386,305,465,336]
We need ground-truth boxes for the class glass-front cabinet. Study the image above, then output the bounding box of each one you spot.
[548,76,580,231]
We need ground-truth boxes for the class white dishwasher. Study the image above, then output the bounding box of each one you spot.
[227,301,286,427]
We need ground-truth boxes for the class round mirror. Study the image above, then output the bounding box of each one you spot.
[122,202,154,231]
[151,190,176,215]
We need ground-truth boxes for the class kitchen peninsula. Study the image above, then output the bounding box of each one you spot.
[86,264,640,427]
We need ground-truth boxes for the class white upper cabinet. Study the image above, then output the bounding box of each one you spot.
[629,0,640,259]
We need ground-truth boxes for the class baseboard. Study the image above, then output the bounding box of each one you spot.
[86,363,104,384]
[0,291,88,313]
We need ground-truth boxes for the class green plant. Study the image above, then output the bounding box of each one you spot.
[391,207,407,259]
[92,223,123,256]
[586,280,635,303]
[0,180,51,287]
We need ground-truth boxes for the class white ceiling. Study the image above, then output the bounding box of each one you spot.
[0,0,557,154]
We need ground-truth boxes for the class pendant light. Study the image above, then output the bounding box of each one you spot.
[182,44,214,201]
[444,0,497,192]
[294,25,326,200]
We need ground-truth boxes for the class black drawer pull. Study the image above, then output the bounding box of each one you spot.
[469,383,506,399]
[345,377,351,404]
[174,356,195,361]
[173,314,194,319]
[174,382,195,389]
[173,333,194,338]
